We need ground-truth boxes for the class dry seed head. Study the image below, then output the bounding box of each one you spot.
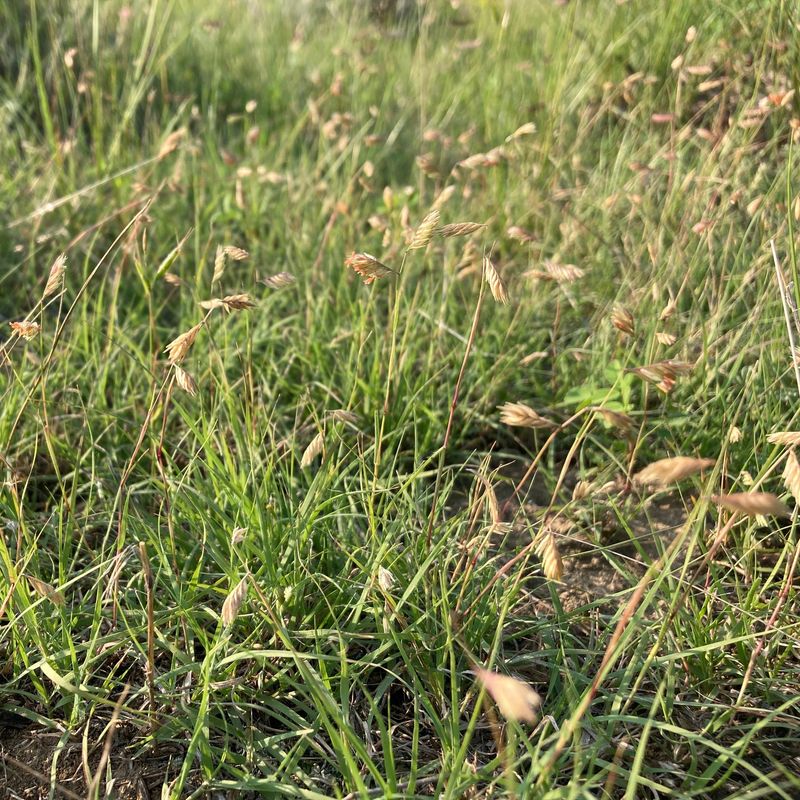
[728,425,742,444]
[505,122,537,142]
[345,252,392,285]
[409,209,440,250]
[28,576,65,606]
[224,245,249,261]
[377,567,395,592]
[484,257,509,304]
[262,271,296,289]
[767,431,800,447]
[326,409,359,425]
[221,576,248,626]
[594,407,634,434]
[783,451,800,504]
[165,322,203,364]
[659,297,677,321]
[221,293,256,311]
[711,492,790,517]
[520,350,548,365]
[475,669,541,723]
[507,225,536,243]
[199,298,225,311]
[174,366,198,396]
[634,456,715,487]
[610,306,635,336]
[437,222,485,238]
[300,431,325,468]
[10,321,41,340]
[498,401,555,429]
[231,526,247,545]
[655,331,677,346]
[43,254,67,299]
[535,528,563,581]
[212,246,226,284]
[459,152,489,169]
[572,480,593,501]
[431,184,456,210]
[545,261,584,283]
[157,128,186,159]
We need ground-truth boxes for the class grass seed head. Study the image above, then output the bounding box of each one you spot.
[767,431,800,447]
[224,245,249,261]
[498,401,555,429]
[505,122,537,141]
[221,293,256,311]
[610,306,635,336]
[507,225,536,243]
[212,245,226,284]
[409,209,440,250]
[535,528,564,581]
[782,451,800,503]
[261,271,296,289]
[221,576,248,626]
[10,321,41,340]
[43,254,67,299]
[711,492,791,517]
[634,456,715,487]
[165,322,203,364]
[174,366,198,395]
[345,252,392,285]
[475,669,541,723]
[437,221,485,238]
[301,431,325,468]
[28,576,65,606]
[484,256,509,304]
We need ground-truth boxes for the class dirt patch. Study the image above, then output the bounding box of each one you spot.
[0,722,177,799]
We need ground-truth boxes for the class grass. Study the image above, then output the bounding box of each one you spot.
[1,0,800,796]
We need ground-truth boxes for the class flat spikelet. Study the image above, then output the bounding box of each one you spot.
[174,366,197,396]
[484,257,508,304]
[505,122,537,141]
[610,306,635,336]
[261,272,296,289]
[43,254,67,299]
[28,576,65,606]
[165,323,203,364]
[507,225,536,243]
[498,401,555,429]
[535,528,563,581]
[594,407,635,435]
[409,209,440,250]
[224,246,249,261]
[634,456,715,487]
[221,576,248,626]
[10,321,40,340]
[475,669,541,723]
[711,492,791,517]
[212,246,226,284]
[767,431,800,447]
[301,431,325,468]
[200,294,256,312]
[783,451,800,503]
[437,222,485,238]
[656,331,677,346]
[345,252,392,285]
